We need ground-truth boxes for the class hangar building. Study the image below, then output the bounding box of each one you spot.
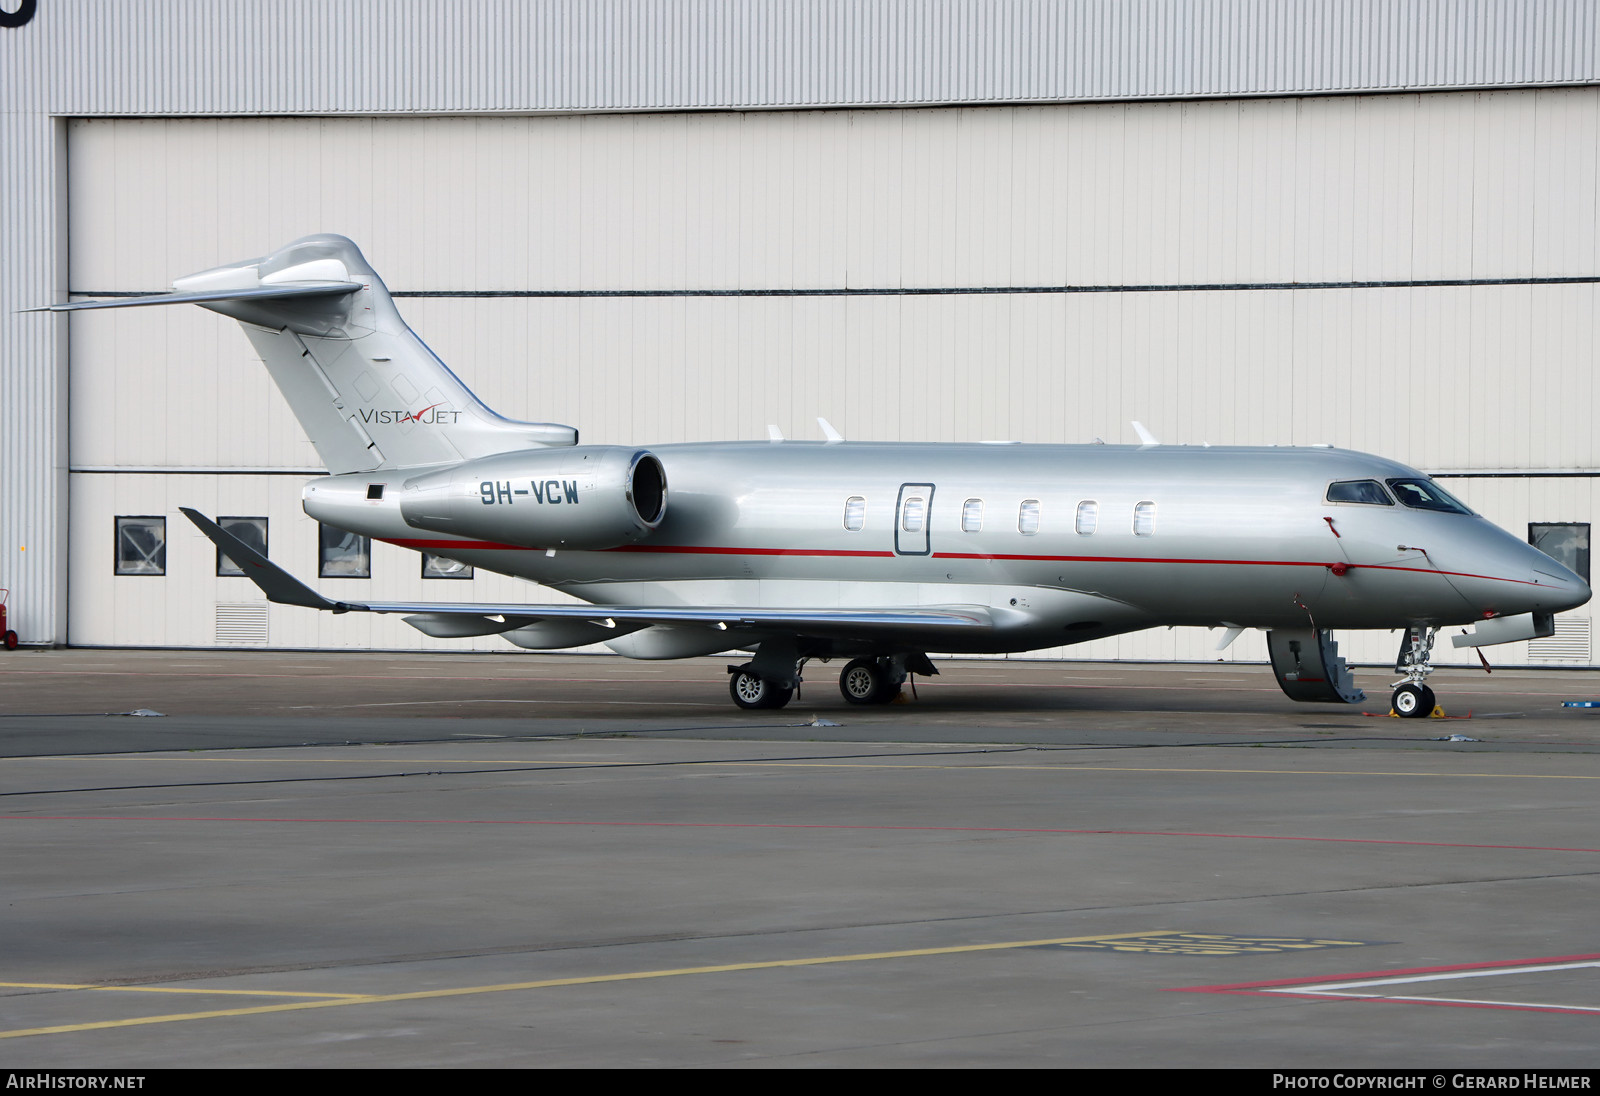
[2,0,1598,669]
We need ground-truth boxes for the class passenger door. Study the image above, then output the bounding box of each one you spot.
[895,483,935,556]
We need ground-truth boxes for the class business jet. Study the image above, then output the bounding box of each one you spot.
[33,235,1591,715]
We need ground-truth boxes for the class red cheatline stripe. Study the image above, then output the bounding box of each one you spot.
[379,539,1542,587]
[5,817,1599,853]
[932,552,1546,587]
[381,538,528,551]
[382,538,895,557]
[607,544,896,558]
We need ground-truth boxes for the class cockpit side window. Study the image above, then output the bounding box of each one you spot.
[1325,480,1394,506]
[1385,478,1473,514]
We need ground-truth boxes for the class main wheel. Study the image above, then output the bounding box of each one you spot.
[839,658,900,705]
[1392,683,1435,719]
[729,664,793,710]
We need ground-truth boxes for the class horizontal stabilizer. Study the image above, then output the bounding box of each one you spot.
[22,283,362,313]
[36,235,580,473]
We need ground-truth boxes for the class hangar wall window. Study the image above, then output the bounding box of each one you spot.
[1134,501,1156,537]
[422,553,474,580]
[1530,523,1591,584]
[319,524,371,579]
[1018,499,1040,535]
[962,499,983,533]
[216,517,267,577]
[1075,500,1098,535]
[843,496,865,531]
[114,516,166,576]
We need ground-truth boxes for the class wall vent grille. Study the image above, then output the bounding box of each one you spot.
[215,603,269,646]
[1528,617,1591,663]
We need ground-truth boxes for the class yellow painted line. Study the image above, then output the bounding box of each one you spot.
[5,757,640,766]
[0,982,362,999]
[0,930,1178,1040]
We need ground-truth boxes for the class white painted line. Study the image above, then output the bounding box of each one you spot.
[1279,959,1600,994]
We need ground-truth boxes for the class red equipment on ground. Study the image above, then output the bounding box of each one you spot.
[0,589,17,650]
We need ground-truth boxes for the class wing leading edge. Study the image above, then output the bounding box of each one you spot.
[179,508,995,640]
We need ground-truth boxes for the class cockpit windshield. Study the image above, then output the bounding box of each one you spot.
[1385,478,1473,515]
[1325,480,1394,505]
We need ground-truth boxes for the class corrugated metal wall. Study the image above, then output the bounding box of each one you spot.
[5,0,1599,648]
[14,0,1600,115]
[61,92,1600,666]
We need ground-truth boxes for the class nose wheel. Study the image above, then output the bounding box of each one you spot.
[1390,682,1436,719]
[1391,626,1441,718]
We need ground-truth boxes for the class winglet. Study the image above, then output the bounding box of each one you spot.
[179,508,351,612]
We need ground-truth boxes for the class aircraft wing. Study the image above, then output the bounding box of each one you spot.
[180,508,994,638]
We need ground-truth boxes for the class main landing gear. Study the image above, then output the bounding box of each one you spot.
[1391,625,1439,719]
[838,657,905,706]
[728,663,795,710]
[726,648,934,710]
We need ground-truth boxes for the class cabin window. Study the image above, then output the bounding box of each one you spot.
[1530,523,1591,584]
[843,496,866,532]
[216,517,268,577]
[1326,480,1393,505]
[1133,501,1156,537]
[319,524,371,579]
[1075,500,1098,535]
[422,553,474,580]
[962,499,983,533]
[1018,499,1041,535]
[902,496,926,533]
[114,516,166,576]
[366,483,385,501]
[1386,478,1472,515]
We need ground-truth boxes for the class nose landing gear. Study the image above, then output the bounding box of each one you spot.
[1391,626,1440,718]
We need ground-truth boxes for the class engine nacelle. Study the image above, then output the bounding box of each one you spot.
[399,446,666,550]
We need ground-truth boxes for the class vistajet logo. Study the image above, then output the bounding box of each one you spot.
[358,402,462,426]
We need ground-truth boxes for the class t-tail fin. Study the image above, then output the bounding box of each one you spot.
[33,235,576,473]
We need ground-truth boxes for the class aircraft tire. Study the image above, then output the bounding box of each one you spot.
[1391,683,1435,718]
[729,664,793,710]
[840,658,894,705]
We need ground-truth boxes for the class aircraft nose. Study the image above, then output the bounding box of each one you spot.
[1501,536,1590,615]
[1529,558,1591,614]
[1442,526,1591,617]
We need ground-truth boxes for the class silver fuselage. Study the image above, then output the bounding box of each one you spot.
[304,441,1589,654]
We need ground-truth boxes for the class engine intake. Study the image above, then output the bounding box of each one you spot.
[399,447,666,549]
